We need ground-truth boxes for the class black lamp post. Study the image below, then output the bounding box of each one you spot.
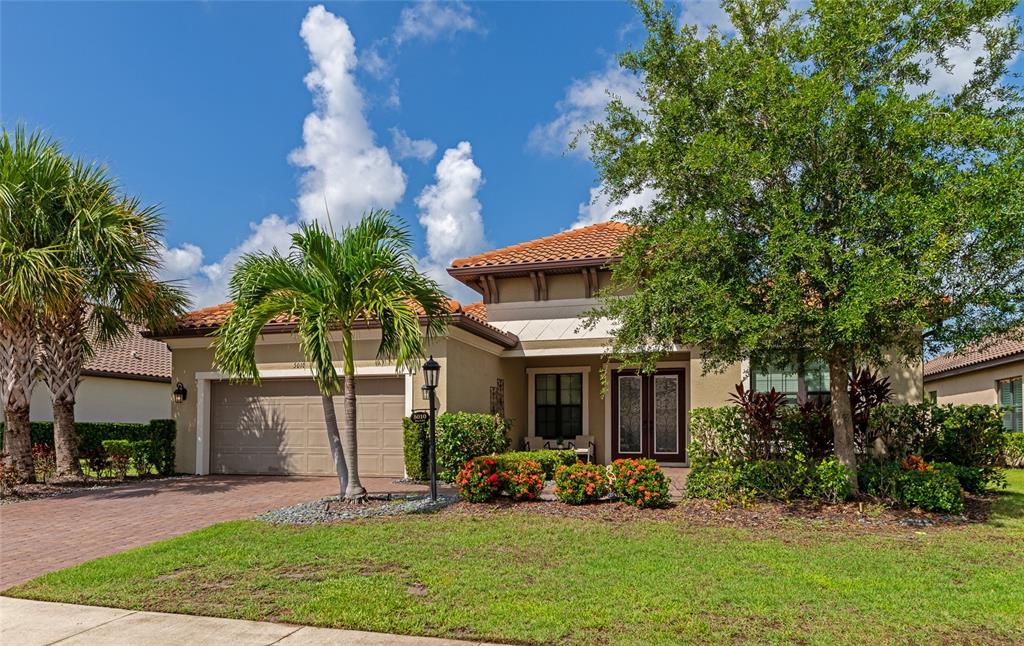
[422,355,440,501]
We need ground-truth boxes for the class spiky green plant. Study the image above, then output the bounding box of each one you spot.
[213,211,450,500]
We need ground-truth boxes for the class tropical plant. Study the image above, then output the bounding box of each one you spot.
[1,126,186,480]
[586,0,1024,493]
[213,212,450,500]
[0,127,79,481]
[728,383,787,459]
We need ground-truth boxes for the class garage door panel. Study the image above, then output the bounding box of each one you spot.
[211,378,404,477]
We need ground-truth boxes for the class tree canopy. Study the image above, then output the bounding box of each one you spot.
[586,0,1023,486]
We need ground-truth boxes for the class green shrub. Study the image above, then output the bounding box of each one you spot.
[1003,432,1024,468]
[812,456,853,503]
[504,460,544,501]
[493,450,576,480]
[147,419,176,476]
[130,440,153,476]
[554,463,608,504]
[402,417,428,481]
[435,412,510,482]
[102,440,132,478]
[690,406,749,463]
[858,461,904,500]
[862,403,941,459]
[454,456,502,502]
[934,462,986,494]
[738,456,814,501]
[1,419,175,475]
[684,460,753,505]
[935,405,1006,490]
[898,467,964,514]
[608,458,671,508]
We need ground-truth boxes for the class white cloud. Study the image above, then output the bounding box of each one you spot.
[157,242,204,282]
[360,41,392,79]
[385,79,401,109]
[910,25,1019,99]
[528,62,643,158]
[168,5,410,307]
[574,184,657,229]
[394,0,481,45]
[678,0,734,35]
[416,141,487,299]
[390,127,437,162]
[289,4,406,227]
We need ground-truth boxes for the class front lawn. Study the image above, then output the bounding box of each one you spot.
[7,471,1024,645]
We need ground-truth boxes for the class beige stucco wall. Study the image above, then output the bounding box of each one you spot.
[486,270,615,306]
[925,359,1023,406]
[880,354,925,404]
[30,376,171,423]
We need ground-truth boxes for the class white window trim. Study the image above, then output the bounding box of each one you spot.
[526,366,590,442]
[194,365,411,476]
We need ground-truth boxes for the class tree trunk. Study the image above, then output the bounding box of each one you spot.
[1,313,38,482]
[828,356,859,494]
[3,404,35,482]
[340,329,366,501]
[40,306,85,478]
[52,399,82,478]
[321,394,347,498]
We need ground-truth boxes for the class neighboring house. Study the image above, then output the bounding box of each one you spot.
[154,222,924,477]
[924,333,1024,433]
[30,324,173,424]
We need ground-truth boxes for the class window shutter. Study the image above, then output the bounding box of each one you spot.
[999,378,1023,433]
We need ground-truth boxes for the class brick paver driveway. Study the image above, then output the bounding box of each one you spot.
[0,475,428,589]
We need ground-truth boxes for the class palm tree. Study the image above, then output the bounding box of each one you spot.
[0,127,79,481]
[36,161,188,477]
[1,126,188,479]
[213,211,449,500]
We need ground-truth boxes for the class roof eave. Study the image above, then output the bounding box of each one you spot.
[923,351,1024,382]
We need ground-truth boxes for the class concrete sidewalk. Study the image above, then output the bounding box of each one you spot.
[0,597,498,646]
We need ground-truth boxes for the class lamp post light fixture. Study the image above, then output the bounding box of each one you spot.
[172,381,188,403]
[421,355,440,501]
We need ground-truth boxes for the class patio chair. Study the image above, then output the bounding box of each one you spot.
[569,435,595,463]
[522,435,544,451]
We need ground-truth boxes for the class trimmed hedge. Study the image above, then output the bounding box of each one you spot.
[402,417,429,481]
[857,460,964,513]
[435,412,510,482]
[1,419,176,475]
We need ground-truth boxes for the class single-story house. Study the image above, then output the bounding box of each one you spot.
[924,333,1024,433]
[31,323,173,424]
[155,222,924,477]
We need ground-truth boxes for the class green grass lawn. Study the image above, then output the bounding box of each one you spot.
[7,471,1024,645]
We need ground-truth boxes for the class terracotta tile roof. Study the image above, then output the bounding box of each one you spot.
[462,301,487,321]
[924,330,1024,378]
[450,221,633,269]
[84,323,171,381]
[165,298,514,346]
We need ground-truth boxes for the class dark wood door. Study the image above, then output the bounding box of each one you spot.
[611,369,686,462]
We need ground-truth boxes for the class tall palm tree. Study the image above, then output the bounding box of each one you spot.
[1,126,188,479]
[36,161,187,477]
[214,212,449,500]
[0,127,79,481]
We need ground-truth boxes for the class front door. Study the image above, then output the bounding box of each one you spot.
[611,369,686,462]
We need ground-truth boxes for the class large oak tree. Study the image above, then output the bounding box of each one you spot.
[587,0,1024,490]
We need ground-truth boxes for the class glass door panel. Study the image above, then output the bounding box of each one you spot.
[617,375,643,454]
[653,375,679,454]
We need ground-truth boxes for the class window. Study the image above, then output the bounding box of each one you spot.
[928,390,938,403]
[751,358,830,403]
[535,373,583,440]
[998,377,1023,433]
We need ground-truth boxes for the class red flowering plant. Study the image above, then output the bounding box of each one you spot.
[455,456,503,502]
[608,458,671,508]
[554,462,608,504]
[504,459,545,501]
[900,454,932,471]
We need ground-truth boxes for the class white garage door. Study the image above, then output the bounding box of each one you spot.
[210,377,406,477]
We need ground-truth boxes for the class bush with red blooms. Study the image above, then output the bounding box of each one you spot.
[32,444,56,482]
[608,458,671,508]
[455,456,503,502]
[504,459,544,501]
[900,454,931,471]
[554,462,608,504]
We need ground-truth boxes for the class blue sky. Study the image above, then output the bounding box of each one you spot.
[3,1,1022,307]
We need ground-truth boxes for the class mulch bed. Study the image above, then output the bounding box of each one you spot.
[439,492,996,531]
[0,475,180,506]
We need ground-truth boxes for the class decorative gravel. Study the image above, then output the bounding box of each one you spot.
[257,492,459,525]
